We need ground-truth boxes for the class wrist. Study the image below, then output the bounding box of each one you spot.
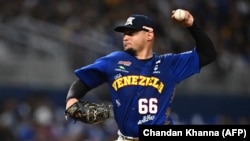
[66,98,78,109]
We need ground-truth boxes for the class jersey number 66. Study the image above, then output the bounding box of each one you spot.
[138,98,158,114]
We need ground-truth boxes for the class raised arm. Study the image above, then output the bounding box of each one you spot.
[172,9,217,68]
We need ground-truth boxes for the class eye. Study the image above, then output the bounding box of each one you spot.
[124,30,139,36]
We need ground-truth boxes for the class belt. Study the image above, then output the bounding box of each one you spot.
[117,130,139,141]
[118,136,139,141]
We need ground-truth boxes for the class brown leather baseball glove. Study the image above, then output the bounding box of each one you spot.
[65,100,112,124]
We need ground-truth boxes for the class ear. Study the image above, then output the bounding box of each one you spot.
[142,26,154,41]
[147,31,154,41]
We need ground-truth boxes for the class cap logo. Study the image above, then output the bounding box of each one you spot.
[125,17,135,25]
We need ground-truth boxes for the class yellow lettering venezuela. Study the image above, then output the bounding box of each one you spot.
[112,75,164,93]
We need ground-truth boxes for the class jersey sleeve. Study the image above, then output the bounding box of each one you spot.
[169,48,200,83]
[74,56,109,88]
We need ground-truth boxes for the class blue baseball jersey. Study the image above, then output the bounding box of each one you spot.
[75,49,200,137]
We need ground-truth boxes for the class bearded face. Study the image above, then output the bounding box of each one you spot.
[124,47,137,56]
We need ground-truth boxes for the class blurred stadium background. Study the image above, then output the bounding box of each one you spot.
[0,0,249,141]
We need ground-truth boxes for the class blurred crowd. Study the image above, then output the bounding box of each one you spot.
[0,0,249,63]
[0,94,118,141]
[0,0,250,93]
[0,0,250,141]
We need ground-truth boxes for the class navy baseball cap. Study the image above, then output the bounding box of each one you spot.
[114,14,156,33]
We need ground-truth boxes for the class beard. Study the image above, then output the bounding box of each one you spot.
[124,47,136,56]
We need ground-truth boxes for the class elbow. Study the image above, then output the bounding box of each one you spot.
[198,49,217,68]
[205,44,218,63]
[207,50,217,65]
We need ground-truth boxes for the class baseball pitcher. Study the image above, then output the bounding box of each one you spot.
[65,9,217,141]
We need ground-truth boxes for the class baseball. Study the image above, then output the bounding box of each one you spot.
[173,9,186,21]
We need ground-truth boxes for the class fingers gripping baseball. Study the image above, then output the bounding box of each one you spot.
[171,9,194,27]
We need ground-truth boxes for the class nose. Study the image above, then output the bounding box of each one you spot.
[123,34,129,41]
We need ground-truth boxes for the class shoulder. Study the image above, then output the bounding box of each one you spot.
[159,49,197,58]
[102,51,132,59]
[157,52,174,59]
[107,51,129,57]
[93,51,132,64]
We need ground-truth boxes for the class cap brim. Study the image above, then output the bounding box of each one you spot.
[114,25,141,33]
